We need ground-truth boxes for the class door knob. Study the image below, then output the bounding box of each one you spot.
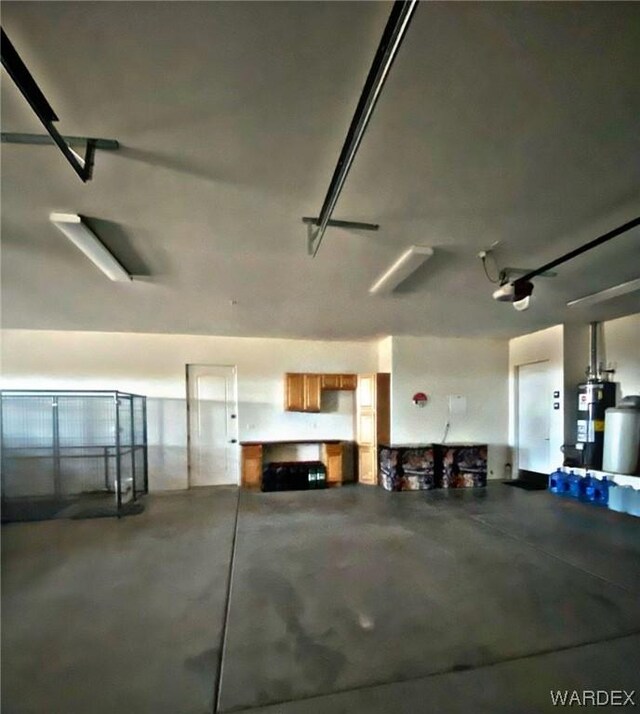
[229,439,238,444]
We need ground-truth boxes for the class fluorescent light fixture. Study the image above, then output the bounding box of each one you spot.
[369,245,434,295]
[567,277,640,308]
[50,213,132,282]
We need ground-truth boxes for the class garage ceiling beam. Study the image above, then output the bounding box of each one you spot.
[1,27,105,182]
[307,0,418,257]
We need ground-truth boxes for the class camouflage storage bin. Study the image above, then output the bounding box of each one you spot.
[379,445,436,491]
[439,444,487,488]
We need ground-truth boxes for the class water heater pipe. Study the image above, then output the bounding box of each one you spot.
[589,321,598,382]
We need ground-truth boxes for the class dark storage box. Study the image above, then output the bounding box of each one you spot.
[261,461,326,492]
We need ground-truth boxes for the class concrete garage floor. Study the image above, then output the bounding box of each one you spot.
[2,484,639,714]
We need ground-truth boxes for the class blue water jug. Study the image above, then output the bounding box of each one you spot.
[567,471,584,499]
[593,476,611,506]
[548,468,565,495]
[583,473,596,502]
[584,474,608,505]
[558,469,574,496]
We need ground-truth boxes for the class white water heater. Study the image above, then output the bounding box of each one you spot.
[602,396,640,475]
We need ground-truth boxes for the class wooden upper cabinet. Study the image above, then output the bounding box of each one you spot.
[285,373,321,412]
[285,373,306,411]
[321,374,341,390]
[321,373,357,391]
[286,373,357,411]
[339,374,357,390]
[303,374,322,412]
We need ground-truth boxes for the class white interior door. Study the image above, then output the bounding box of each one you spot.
[517,361,551,474]
[187,365,239,486]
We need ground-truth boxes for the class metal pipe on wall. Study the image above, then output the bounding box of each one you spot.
[589,321,599,381]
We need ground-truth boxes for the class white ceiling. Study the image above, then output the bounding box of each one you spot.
[2,1,639,340]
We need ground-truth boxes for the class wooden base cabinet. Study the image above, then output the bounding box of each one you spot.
[322,442,344,485]
[241,440,348,488]
[357,445,377,485]
[241,444,263,488]
[356,373,390,485]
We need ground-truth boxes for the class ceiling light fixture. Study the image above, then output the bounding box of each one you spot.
[369,245,433,295]
[567,277,640,308]
[50,213,132,282]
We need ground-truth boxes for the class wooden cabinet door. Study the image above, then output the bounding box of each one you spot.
[357,374,376,410]
[304,374,322,412]
[285,373,306,411]
[339,374,357,391]
[358,412,375,445]
[241,445,263,488]
[358,445,377,485]
[376,373,391,443]
[320,374,356,390]
[322,442,343,484]
[321,374,341,390]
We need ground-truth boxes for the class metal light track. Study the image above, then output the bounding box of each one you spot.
[513,216,640,292]
[302,217,379,231]
[303,217,379,253]
[2,132,119,151]
[307,0,419,257]
[1,28,109,182]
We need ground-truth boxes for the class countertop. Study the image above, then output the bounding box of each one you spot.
[240,439,345,446]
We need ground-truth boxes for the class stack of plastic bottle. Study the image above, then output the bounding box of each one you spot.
[608,482,640,517]
[548,467,639,517]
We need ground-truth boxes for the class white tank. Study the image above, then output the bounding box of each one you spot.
[602,396,640,475]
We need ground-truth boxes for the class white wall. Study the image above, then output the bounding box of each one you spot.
[508,325,565,474]
[1,330,377,490]
[510,316,640,476]
[377,337,393,372]
[390,336,509,479]
[563,322,590,444]
[603,313,640,399]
